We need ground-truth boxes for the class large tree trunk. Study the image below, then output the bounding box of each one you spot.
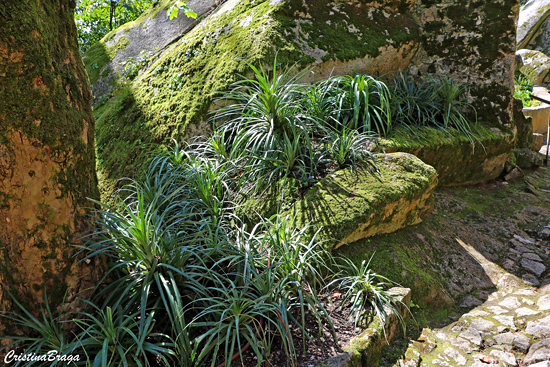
[0,0,99,336]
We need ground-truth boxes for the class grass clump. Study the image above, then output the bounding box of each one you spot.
[1,140,404,367]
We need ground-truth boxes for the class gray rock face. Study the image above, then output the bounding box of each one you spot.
[517,0,550,51]
[521,258,547,277]
[87,0,220,100]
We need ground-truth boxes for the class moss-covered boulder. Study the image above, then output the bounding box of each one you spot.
[88,0,520,201]
[516,49,550,86]
[407,0,519,127]
[378,124,516,186]
[83,0,220,102]
[272,153,437,250]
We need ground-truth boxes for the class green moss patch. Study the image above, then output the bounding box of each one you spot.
[277,153,437,249]
[378,123,515,186]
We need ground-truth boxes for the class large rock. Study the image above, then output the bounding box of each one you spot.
[280,153,437,250]
[378,124,516,186]
[516,49,550,86]
[87,0,520,199]
[83,0,221,101]
[408,0,519,128]
[517,0,550,53]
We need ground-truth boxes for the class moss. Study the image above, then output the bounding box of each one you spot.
[378,123,515,186]
[335,230,450,309]
[91,0,421,201]
[83,42,111,86]
[277,153,436,248]
[277,0,418,62]
[0,0,98,327]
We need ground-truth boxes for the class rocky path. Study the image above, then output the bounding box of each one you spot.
[396,231,550,367]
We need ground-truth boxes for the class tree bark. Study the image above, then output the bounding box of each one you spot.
[0,0,99,336]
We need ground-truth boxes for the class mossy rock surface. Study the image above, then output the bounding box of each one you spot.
[273,153,438,250]
[378,124,516,186]
[88,0,420,202]
[89,0,519,204]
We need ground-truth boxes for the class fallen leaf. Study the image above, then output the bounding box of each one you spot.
[480,355,499,364]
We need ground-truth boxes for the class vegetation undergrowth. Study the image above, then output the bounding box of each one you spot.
[1,140,405,367]
[2,60,479,366]
[514,75,540,108]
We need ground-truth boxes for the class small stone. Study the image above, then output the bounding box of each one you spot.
[515,244,532,253]
[487,306,509,315]
[499,297,522,309]
[524,338,550,365]
[521,258,547,277]
[521,274,540,287]
[465,309,490,317]
[450,337,476,354]
[513,333,530,353]
[526,362,550,367]
[493,332,516,345]
[514,235,536,245]
[538,227,550,240]
[469,318,497,333]
[524,252,544,262]
[537,294,550,310]
[505,167,524,181]
[525,316,550,338]
[516,307,540,316]
[494,315,515,329]
[443,347,467,366]
[430,358,452,367]
[489,349,517,366]
[459,328,483,346]
[514,289,536,296]
[502,258,519,272]
[522,297,536,305]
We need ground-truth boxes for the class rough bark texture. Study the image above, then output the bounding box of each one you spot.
[0,0,99,336]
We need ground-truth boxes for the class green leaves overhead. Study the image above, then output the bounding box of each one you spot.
[167,1,197,20]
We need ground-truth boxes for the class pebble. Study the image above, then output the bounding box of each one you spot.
[468,318,496,333]
[443,348,467,366]
[458,328,482,346]
[464,309,489,317]
[489,349,517,366]
[514,235,536,245]
[487,305,509,315]
[524,252,544,262]
[450,337,476,354]
[537,294,550,310]
[493,315,515,328]
[513,333,530,353]
[523,273,542,286]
